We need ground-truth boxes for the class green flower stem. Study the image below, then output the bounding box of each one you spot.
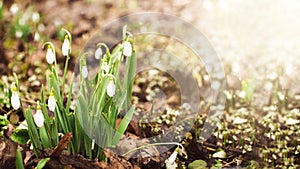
[61,55,70,99]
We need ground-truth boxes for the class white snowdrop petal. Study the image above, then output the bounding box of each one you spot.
[165,158,178,169]
[168,150,178,164]
[82,66,89,78]
[62,38,70,56]
[46,48,55,64]
[106,81,116,97]
[95,48,102,60]
[101,62,109,74]
[31,12,40,22]
[34,110,44,127]
[123,41,132,57]
[11,92,20,110]
[48,96,56,112]
[10,4,19,15]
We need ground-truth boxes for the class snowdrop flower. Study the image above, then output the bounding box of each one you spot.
[123,41,132,57]
[62,35,71,56]
[34,32,40,42]
[46,45,55,64]
[165,148,178,169]
[106,79,116,97]
[31,12,40,23]
[15,30,22,38]
[95,48,102,60]
[101,61,109,75]
[10,4,19,15]
[48,90,56,112]
[11,86,20,110]
[34,102,44,128]
[82,66,88,79]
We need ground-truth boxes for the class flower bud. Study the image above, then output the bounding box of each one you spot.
[95,48,102,60]
[11,86,20,110]
[46,45,55,64]
[106,79,116,97]
[123,41,132,57]
[48,90,56,112]
[82,66,88,79]
[62,35,71,56]
[34,102,44,127]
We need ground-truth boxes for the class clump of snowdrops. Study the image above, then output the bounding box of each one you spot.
[11,26,136,161]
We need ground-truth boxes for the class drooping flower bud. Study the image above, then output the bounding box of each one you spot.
[46,45,55,64]
[62,35,71,56]
[48,89,56,112]
[11,85,20,110]
[34,101,44,128]
[95,47,102,60]
[82,66,88,79]
[101,60,109,75]
[123,41,132,57]
[106,79,116,97]
[165,148,178,169]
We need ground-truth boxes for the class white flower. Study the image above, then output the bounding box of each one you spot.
[10,4,19,15]
[62,35,71,56]
[11,89,20,110]
[34,103,44,127]
[168,149,178,164]
[82,66,88,78]
[123,41,132,57]
[95,48,102,60]
[15,30,23,38]
[165,149,178,169]
[106,79,116,97]
[31,12,40,23]
[101,61,109,75]
[48,92,56,112]
[34,32,40,42]
[46,45,55,64]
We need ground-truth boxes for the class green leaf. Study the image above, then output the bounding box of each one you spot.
[24,108,42,150]
[39,126,51,148]
[188,160,207,169]
[36,157,50,169]
[11,129,29,145]
[112,106,134,146]
[16,147,24,169]
[0,114,9,126]
[123,51,136,109]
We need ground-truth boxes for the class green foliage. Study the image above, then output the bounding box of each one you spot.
[0,76,12,108]
[211,159,223,169]
[188,160,207,169]
[22,27,136,161]
[36,158,50,169]
[16,146,24,169]
[0,114,9,136]
[11,129,30,145]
